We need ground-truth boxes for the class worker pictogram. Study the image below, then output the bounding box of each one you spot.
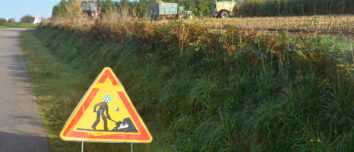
[60,67,153,143]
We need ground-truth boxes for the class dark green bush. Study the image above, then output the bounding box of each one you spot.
[20,15,35,23]
[0,18,7,25]
[7,18,16,23]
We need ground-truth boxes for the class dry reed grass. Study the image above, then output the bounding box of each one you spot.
[47,13,353,38]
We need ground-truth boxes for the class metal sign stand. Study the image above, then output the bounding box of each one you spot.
[81,106,85,152]
[81,141,84,152]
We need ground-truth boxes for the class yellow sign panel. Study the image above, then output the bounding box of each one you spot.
[60,67,153,143]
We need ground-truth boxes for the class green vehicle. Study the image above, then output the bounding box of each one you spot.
[179,6,194,19]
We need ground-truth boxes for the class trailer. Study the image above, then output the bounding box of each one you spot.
[148,2,193,20]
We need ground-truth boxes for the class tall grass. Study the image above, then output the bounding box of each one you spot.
[24,19,354,152]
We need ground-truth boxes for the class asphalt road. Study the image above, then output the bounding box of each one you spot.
[0,29,50,152]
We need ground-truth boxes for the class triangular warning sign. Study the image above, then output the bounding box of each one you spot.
[60,67,153,143]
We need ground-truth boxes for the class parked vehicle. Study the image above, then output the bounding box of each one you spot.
[212,0,242,18]
[148,2,193,20]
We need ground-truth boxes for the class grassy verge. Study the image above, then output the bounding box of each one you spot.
[20,30,86,151]
[0,23,37,29]
[21,22,353,152]
[20,30,161,152]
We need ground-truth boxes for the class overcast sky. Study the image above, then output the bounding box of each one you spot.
[0,0,60,21]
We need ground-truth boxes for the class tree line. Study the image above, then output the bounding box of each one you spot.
[0,15,35,25]
[52,0,353,18]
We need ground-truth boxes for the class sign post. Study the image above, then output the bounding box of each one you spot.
[81,141,84,152]
[60,67,153,149]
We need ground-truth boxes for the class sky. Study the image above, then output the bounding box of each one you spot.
[0,0,60,21]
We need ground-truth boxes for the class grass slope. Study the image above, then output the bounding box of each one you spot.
[21,23,353,152]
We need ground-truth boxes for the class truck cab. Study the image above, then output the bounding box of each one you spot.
[212,0,241,18]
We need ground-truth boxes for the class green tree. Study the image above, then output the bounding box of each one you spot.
[137,0,149,17]
[179,0,213,16]
[8,18,16,23]
[52,0,68,17]
[20,15,35,23]
[0,18,7,25]
[100,0,114,13]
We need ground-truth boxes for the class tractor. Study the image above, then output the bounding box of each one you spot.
[81,0,100,17]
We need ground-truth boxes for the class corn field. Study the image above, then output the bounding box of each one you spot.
[163,16,354,36]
